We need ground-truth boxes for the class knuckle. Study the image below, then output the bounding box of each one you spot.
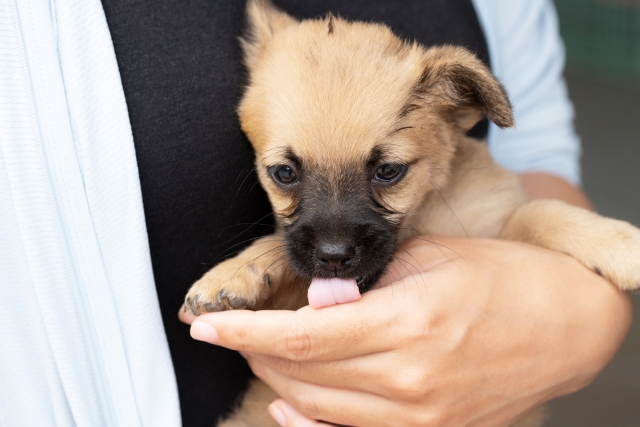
[231,322,252,352]
[391,367,430,402]
[281,320,314,361]
[275,356,301,377]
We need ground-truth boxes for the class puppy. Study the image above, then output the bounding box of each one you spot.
[184,1,640,426]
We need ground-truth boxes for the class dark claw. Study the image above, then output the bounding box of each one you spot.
[203,302,227,312]
[185,295,202,315]
[228,297,248,309]
[215,288,248,309]
[264,274,271,288]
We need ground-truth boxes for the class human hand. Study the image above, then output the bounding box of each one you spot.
[181,237,632,427]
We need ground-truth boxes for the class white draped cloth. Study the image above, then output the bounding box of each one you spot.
[0,0,180,425]
[0,0,579,426]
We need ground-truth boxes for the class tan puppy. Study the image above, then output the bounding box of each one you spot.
[184,1,640,426]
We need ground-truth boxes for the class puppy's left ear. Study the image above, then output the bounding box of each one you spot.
[412,46,514,131]
[241,0,297,69]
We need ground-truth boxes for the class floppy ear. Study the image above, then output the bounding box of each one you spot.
[241,0,297,68]
[411,46,514,131]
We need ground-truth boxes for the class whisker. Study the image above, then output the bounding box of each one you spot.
[258,255,289,287]
[231,163,252,187]
[230,146,286,188]
[288,270,301,298]
[210,236,285,264]
[215,212,275,243]
[277,260,295,292]
[392,255,422,298]
[264,257,289,277]
[417,224,448,259]
[396,247,426,276]
[231,244,289,274]
[429,180,469,239]
[249,250,288,292]
[217,220,276,238]
[387,262,406,300]
[231,165,259,209]
[245,168,273,199]
[408,236,468,264]
[261,248,290,270]
[403,218,448,259]
[230,148,288,208]
[206,242,284,268]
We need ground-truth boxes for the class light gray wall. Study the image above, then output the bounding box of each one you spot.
[546,74,640,427]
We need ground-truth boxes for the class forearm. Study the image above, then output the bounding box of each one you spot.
[518,172,593,210]
[518,172,632,386]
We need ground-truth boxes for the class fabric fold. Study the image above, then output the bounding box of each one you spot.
[0,0,181,425]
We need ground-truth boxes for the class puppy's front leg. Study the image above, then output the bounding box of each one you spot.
[501,200,640,291]
[185,232,301,315]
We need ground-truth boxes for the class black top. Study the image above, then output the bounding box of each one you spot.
[99,1,489,425]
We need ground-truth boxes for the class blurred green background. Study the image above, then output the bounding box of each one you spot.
[547,1,640,426]
[556,0,640,83]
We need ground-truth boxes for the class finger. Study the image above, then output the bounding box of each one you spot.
[375,235,460,288]
[269,400,334,427]
[178,304,197,325]
[250,356,403,427]
[189,296,402,361]
[245,351,403,397]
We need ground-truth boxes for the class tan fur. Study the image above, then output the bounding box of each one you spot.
[217,380,280,427]
[184,1,640,425]
[185,233,308,313]
[501,199,640,291]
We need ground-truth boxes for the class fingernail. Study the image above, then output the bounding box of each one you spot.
[268,403,286,427]
[239,351,248,359]
[190,319,219,344]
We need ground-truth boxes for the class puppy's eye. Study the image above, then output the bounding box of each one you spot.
[272,165,298,185]
[374,164,406,183]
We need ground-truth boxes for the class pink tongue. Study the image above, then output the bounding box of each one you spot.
[308,278,361,308]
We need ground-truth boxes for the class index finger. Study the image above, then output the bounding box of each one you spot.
[190,292,400,361]
[189,236,457,361]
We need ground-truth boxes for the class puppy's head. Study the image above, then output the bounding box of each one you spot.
[238,0,514,291]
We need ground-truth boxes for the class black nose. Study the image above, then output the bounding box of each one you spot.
[316,242,356,271]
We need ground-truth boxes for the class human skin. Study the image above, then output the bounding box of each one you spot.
[518,173,593,210]
[180,173,632,427]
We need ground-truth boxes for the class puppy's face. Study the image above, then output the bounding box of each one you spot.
[238,0,513,290]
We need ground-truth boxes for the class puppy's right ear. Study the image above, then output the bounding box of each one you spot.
[241,0,296,68]
[410,46,514,131]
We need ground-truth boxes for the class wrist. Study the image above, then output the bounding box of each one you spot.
[548,258,632,398]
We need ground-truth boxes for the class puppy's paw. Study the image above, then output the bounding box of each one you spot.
[502,200,640,293]
[184,258,272,315]
[592,219,640,292]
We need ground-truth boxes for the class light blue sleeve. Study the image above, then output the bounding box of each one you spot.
[472,0,582,186]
